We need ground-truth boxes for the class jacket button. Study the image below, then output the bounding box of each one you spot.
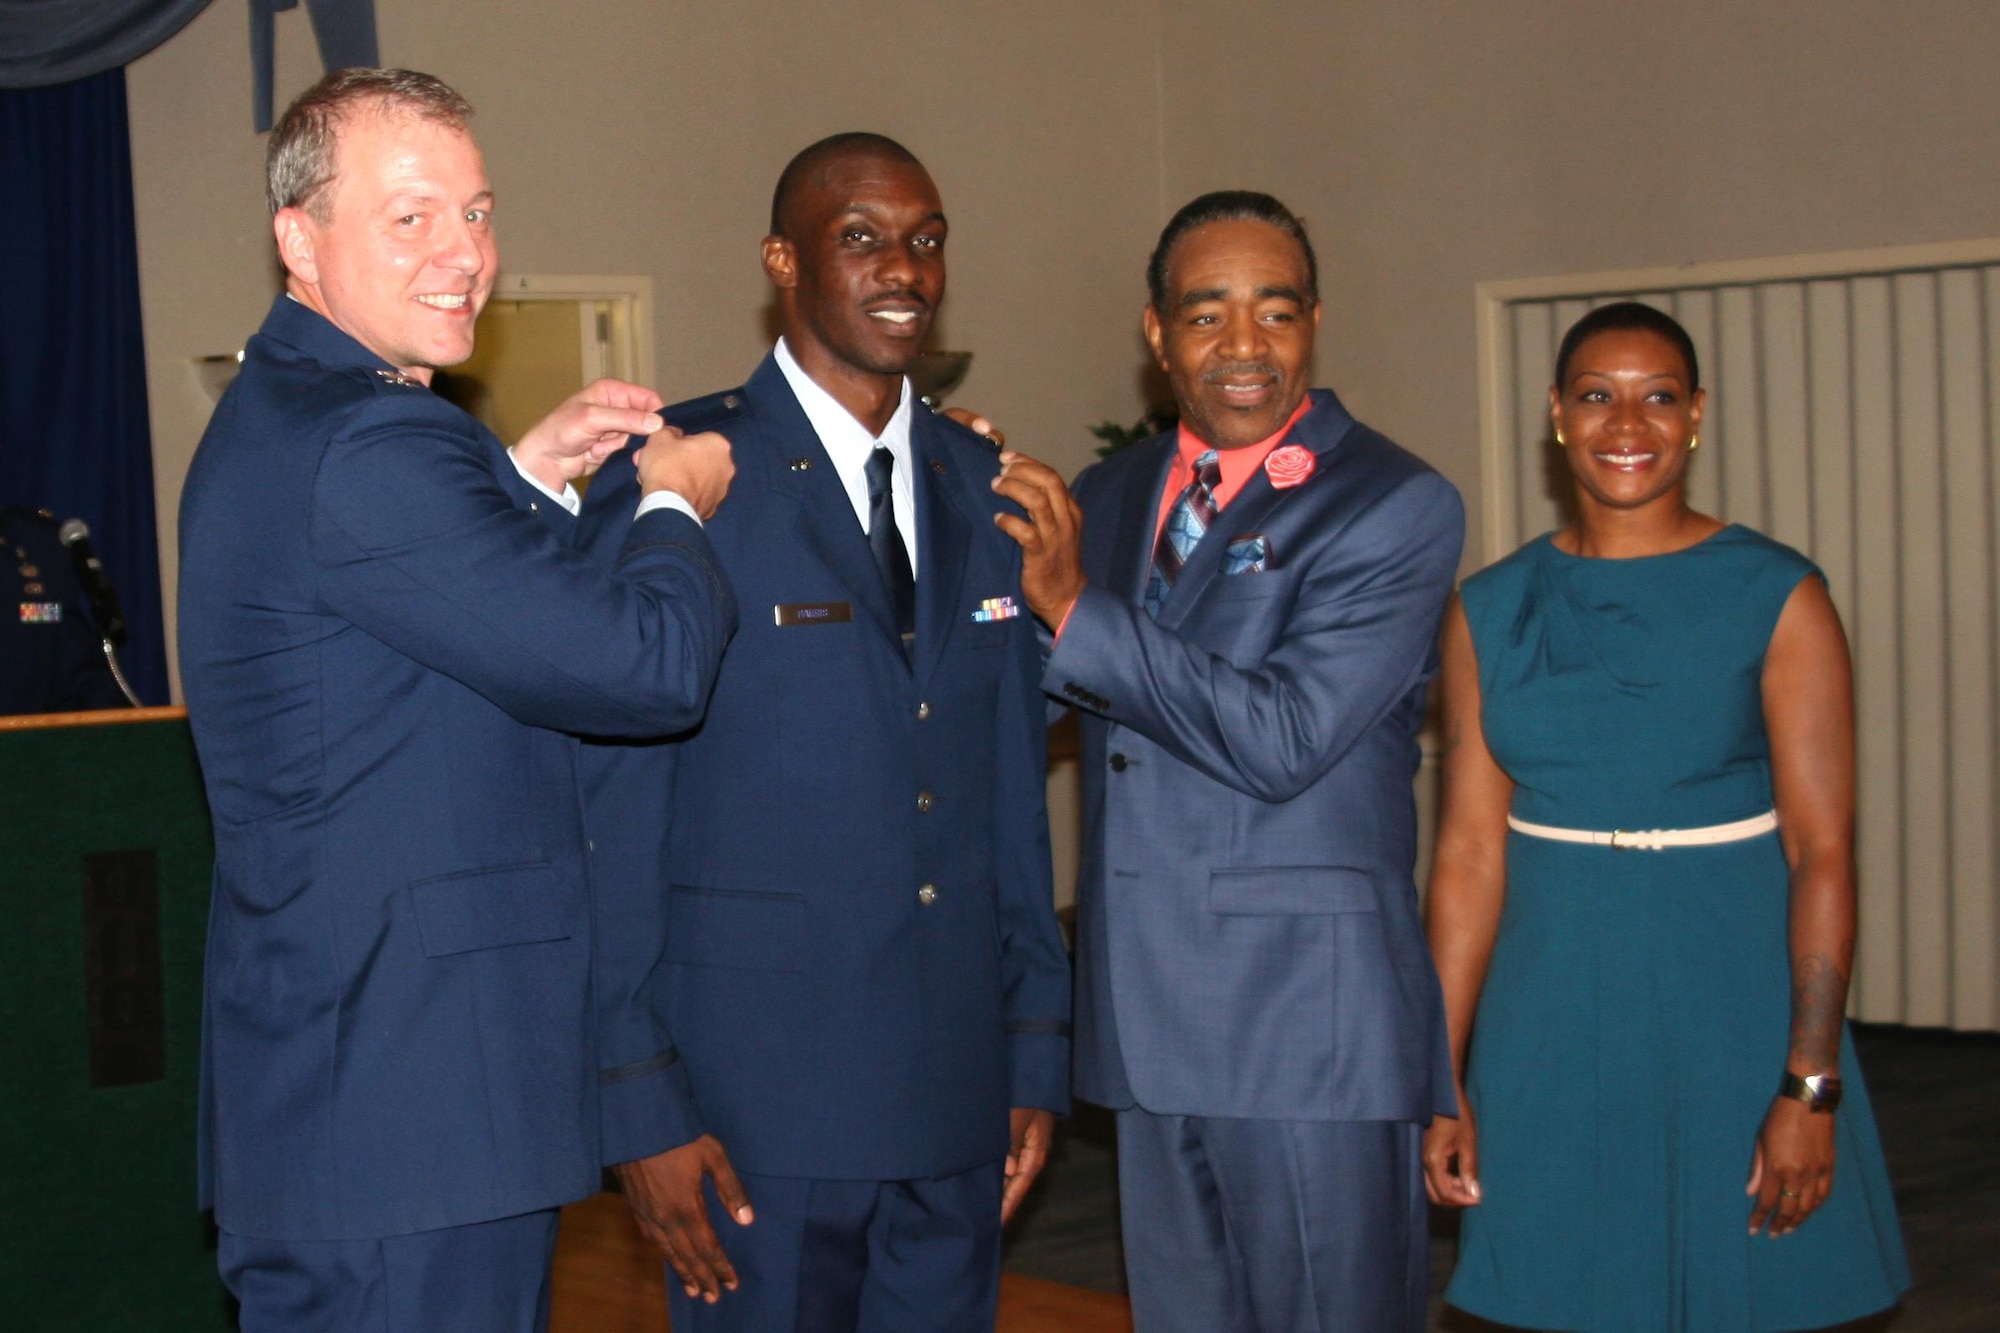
[1109,753,1128,772]
[917,701,930,720]
[918,883,937,905]
[916,791,934,813]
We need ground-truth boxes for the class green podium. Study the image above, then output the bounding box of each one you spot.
[0,708,232,1329]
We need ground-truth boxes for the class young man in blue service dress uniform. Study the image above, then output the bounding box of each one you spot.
[576,133,1071,1333]
[995,192,1465,1333]
[176,70,739,1333]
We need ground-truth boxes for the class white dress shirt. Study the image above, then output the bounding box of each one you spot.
[773,337,918,577]
[505,454,583,515]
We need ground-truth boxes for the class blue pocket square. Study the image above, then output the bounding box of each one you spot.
[1223,534,1269,575]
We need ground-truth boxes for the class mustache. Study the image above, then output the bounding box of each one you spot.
[1202,362,1280,385]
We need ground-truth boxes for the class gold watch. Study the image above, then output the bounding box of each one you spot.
[1779,1071,1843,1112]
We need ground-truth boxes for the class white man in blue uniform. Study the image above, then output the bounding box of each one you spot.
[177,69,738,1332]
[577,133,1071,1332]
[995,192,1465,1332]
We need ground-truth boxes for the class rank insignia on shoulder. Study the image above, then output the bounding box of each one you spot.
[664,387,748,436]
[374,369,425,388]
[19,601,61,623]
[971,595,1021,623]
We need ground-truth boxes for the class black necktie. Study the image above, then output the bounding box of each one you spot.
[865,446,916,643]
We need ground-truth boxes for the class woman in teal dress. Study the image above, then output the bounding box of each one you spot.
[1422,302,1909,1331]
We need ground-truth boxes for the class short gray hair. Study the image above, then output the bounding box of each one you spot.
[266,68,474,219]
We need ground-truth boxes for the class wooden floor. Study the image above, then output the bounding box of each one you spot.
[549,1192,1132,1333]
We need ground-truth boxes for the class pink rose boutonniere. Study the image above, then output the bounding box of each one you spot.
[1264,444,1315,489]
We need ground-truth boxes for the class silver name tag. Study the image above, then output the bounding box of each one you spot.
[773,601,853,627]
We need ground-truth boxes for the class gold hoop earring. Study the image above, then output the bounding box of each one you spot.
[1689,434,1700,451]
[1554,430,1567,447]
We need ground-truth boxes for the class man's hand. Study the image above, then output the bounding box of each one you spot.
[1001,1107,1055,1225]
[613,1135,755,1304]
[513,378,666,493]
[1421,1099,1482,1208]
[635,426,735,521]
[991,451,1086,628]
[943,406,1005,448]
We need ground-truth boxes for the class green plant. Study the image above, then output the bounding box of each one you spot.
[1089,406,1179,457]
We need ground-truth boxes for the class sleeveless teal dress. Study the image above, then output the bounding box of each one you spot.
[1447,525,1909,1332]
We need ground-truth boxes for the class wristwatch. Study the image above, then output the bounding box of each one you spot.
[1779,1070,1843,1112]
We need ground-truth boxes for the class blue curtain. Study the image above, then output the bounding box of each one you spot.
[0,68,167,704]
[0,0,212,89]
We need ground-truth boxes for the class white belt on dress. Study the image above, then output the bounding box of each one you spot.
[1505,809,1779,852]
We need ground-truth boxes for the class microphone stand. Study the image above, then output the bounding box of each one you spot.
[100,638,143,708]
[57,518,143,709]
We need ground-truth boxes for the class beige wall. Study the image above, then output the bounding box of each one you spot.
[1155,0,2000,553]
[128,1,2000,695]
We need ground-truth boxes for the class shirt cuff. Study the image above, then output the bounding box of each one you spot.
[1050,598,1078,644]
[506,448,581,515]
[636,489,701,526]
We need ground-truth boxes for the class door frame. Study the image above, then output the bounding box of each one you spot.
[488,273,657,391]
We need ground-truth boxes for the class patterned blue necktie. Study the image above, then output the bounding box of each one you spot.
[1145,449,1220,618]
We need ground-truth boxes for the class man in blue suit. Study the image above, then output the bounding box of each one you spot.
[177,70,738,1332]
[576,133,1071,1332]
[996,191,1464,1332]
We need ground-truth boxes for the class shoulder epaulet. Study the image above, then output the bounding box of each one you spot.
[926,403,1003,456]
[663,387,748,434]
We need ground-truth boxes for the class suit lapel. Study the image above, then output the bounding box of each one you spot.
[1110,437,1178,604]
[1154,391,1355,630]
[748,357,902,645]
[911,414,971,689]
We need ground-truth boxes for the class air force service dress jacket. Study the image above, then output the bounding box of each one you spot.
[177,296,737,1240]
[576,353,1071,1182]
[1050,389,1464,1125]
[0,505,129,714]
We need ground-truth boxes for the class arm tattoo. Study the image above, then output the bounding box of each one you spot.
[1440,719,1462,759]
[1788,952,1848,1070]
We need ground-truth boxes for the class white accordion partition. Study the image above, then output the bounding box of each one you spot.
[1476,239,2000,1032]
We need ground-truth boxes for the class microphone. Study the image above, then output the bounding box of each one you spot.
[58,519,128,647]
